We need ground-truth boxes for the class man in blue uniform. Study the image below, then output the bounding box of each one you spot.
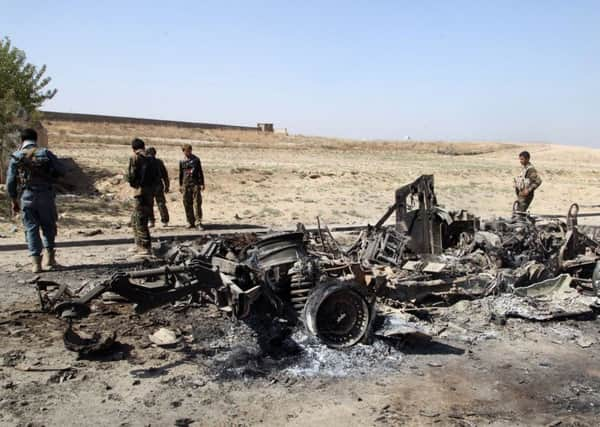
[6,128,65,273]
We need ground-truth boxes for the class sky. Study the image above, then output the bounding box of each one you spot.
[1,1,599,147]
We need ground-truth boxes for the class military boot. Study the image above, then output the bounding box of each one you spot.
[44,249,58,270]
[31,256,42,274]
[129,245,152,260]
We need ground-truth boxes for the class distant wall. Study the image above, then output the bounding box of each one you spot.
[41,111,264,132]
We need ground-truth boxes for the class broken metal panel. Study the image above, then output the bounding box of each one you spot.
[394,175,439,254]
[513,274,573,298]
[489,291,596,321]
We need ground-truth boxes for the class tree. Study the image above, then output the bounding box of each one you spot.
[0,36,57,183]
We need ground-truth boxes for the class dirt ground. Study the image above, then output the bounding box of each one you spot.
[1,119,599,239]
[0,243,599,426]
[1,121,600,426]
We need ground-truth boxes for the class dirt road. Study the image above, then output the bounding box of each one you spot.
[1,243,599,426]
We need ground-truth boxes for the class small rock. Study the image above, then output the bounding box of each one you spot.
[149,328,180,347]
[575,336,595,348]
[191,379,206,388]
[427,362,443,368]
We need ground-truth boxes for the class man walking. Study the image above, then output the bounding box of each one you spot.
[6,128,65,273]
[514,150,542,213]
[146,147,170,227]
[127,138,158,256]
[179,144,205,230]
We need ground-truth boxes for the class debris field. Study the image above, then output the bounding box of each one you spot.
[36,175,600,354]
[2,175,600,426]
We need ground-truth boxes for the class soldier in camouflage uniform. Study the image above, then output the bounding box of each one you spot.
[127,138,159,255]
[179,144,205,230]
[514,151,542,213]
[146,147,170,227]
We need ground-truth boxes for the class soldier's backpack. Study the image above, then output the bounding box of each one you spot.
[13,147,53,188]
[139,155,161,188]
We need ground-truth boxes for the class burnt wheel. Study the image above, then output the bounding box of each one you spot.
[303,280,371,348]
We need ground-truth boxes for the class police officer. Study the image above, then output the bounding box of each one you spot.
[514,150,542,213]
[145,147,170,228]
[6,128,65,273]
[179,144,205,230]
[127,138,159,256]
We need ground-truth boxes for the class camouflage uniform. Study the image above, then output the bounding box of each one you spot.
[514,163,542,212]
[148,155,170,224]
[179,153,204,226]
[127,149,156,250]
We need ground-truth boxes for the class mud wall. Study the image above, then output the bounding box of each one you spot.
[41,111,262,132]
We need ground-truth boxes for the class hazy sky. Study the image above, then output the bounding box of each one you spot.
[2,1,599,147]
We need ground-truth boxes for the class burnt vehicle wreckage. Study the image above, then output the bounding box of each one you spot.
[37,175,600,354]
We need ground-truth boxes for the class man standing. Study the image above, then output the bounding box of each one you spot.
[514,151,542,213]
[127,138,158,256]
[6,128,65,273]
[179,144,205,230]
[146,147,170,227]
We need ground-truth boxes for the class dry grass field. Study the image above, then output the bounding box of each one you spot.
[1,119,599,239]
[1,119,600,426]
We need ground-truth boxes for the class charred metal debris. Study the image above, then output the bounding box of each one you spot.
[38,175,600,353]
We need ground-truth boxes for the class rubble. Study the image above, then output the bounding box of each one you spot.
[63,327,116,356]
[36,175,600,354]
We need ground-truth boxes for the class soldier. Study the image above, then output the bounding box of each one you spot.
[6,128,65,273]
[146,147,170,227]
[127,138,159,256]
[514,151,542,213]
[179,144,205,230]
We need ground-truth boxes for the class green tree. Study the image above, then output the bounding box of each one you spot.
[0,36,57,182]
